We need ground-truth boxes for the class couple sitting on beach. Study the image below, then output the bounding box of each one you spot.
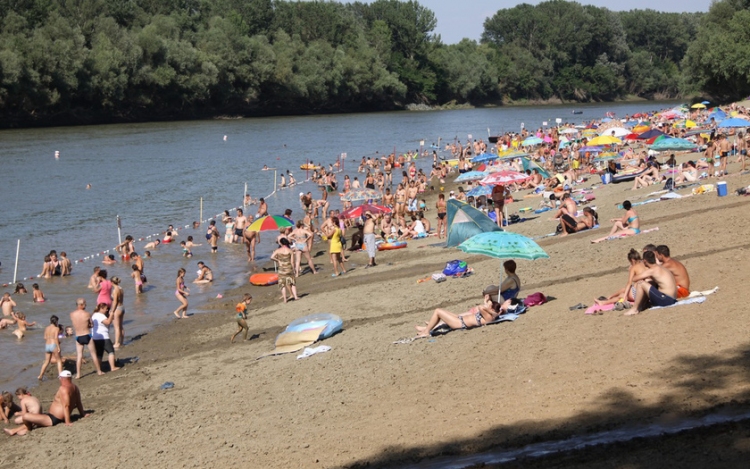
[415,261,521,337]
[594,245,690,315]
[551,193,598,236]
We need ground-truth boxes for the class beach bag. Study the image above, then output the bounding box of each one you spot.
[524,292,547,307]
[601,173,612,184]
[431,273,447,283]
[663,177,674,191]
[442,260,468,276]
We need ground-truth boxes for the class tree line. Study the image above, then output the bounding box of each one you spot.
[0,0,745,127]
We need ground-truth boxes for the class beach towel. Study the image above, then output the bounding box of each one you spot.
[688,286,719,298]
[648,296,706,310]
[585,303,616,315]
[296,345,332,359]
[601,227,659,242]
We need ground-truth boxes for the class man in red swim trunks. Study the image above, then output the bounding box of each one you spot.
[655,245,690,299]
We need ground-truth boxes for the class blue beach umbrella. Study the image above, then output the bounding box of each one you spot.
[650,137,696,152]
[522,136,543,146]
[466,185,493,198]
[471,153,498,163]
[454,171,488,183]
[520,157,549,178]
[718,118,750,128]
[458,231,549,287]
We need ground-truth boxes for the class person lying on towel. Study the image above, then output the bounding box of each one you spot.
[415,287,521,337]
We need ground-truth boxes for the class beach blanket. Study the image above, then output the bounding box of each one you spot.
[534,225,601,240]
[258,326,326,358]
[585,296,708,315]
[649,296,706,310]
[600,227,659,242]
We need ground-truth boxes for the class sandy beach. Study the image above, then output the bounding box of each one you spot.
[2,150,750,468]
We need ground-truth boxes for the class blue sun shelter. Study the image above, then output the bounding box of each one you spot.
[445,199,502,248]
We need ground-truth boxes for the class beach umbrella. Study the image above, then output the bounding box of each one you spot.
[580,146,604,154]
[624,133,640,141]
[339,203,391,220]
[471,153,498,163]
[593,152,620,162]
[497,151,529,160]
[637,129,668,140]
[560,128,579,134]
[454,171,488,183]
[673,120,697,129]
[691,103,706,109]
[718,117,750,128]
[650,137,696,152]
[480,170,530,186]
[340,189,382,202]
[247,215,294,232]
[701,101,710,105]
[458,231,549,288]
[519,157,550,178]
[466,184,493,198]
[601,117,613,123]
[581,129,598,137]
[476,163,487,172]
[522,136,543,146]
[598,127,630,137]
[587,135,622,146]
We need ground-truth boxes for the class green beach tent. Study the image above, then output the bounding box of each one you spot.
[445,199,502,248]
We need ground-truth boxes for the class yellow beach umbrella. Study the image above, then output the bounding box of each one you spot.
[587,135,622,146]
[633,125,650,134]
[691,103,706,109]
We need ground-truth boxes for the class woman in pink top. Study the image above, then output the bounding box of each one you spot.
[94,269,113,307]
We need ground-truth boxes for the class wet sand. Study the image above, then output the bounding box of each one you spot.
[2,154,750,468]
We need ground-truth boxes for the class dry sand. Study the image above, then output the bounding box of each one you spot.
[2,153,750,468]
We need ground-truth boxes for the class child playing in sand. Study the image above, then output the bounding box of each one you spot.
[231,294,253,343]
[32,283,45,303]
[13,312,36,339]
[1,391,20,424]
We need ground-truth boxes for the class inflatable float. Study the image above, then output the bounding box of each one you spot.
[612,168,647,183]
[249,273,278,286]
[285,313,343,340]
[378,241,407,251]
[300,164,321,171]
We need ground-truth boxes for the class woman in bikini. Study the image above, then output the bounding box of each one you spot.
[594,248,647,307]
[415,288,516,337]
[291,221,317,277]
[591,201,640,243]
[436,193,447,238]
[173,268,189,319]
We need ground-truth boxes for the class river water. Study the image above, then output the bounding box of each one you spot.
[0,101,675,390]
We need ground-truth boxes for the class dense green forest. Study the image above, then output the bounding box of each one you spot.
[0,0,746,127]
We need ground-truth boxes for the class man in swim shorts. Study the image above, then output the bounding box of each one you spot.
[17,371,87,433]
[655,245,690,298]
[234,208,247,240]
[70,299,102,378]
[718,134,731,176]
[624,251,678,316]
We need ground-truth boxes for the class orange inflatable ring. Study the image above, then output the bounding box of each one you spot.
[378,241,407,251]
[249,273,278,286]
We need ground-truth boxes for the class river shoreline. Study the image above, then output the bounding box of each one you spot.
[3,145,750,467]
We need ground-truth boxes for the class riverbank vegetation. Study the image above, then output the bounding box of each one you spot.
[0,0,746,126]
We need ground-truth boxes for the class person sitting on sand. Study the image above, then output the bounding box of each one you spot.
[631,162,662,190]
[415,287,519,337]
[559,206,598,236]
[623,250,678,316]
[591,201,640,243]
[655,245,690,299]
[14,370,88,433]
[674,161,699,184]
[3,387,42,435]
[1,391,20,424]
[194,262,213,284]
[595,249,647,308]
[398,215,426,240]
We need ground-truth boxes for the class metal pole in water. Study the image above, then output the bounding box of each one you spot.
[200,197,203,223]
[117,215,122,246]
[244,183,247,212]
[13,240,20,284]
